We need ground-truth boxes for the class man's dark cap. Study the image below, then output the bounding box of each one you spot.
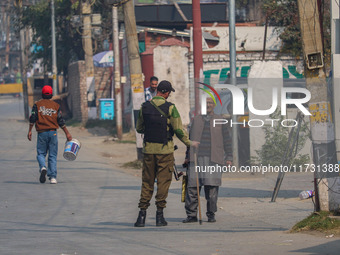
[157,80,175,93]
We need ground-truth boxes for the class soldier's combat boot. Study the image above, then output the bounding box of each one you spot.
[134,210,146,227]
[156,210,168,226]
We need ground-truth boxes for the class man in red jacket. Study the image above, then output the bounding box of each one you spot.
[27,85,72,184]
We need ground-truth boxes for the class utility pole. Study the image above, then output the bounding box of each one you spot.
[192,0,203,116]
[122,0,144,159]
[229,0,239,169]
[82,0,95,119]
[51,0,58,95]
[330,0,340,211]
[297,0,338,211]
[18,0,30,119]
[113,5,123,140]
[5,2,10,67]
[82,1,94,78]
[331,0,340,140]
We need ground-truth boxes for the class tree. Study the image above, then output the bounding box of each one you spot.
[253,109,310,166]
[16,0,113,75]
[262,0,302,57]
[262,0,331,70]
[16,0,83,74]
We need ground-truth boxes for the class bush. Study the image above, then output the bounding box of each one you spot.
[253,109,310,166]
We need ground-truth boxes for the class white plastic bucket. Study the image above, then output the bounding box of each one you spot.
[63,139,81,161]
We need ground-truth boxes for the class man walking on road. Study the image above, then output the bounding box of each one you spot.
[134,80,199,227]
[27,85,72,184]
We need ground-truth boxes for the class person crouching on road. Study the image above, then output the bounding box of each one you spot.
[27,85,72,184]
[134,80,199,227]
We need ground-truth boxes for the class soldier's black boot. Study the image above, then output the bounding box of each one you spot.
[134,210,146,227]
[156,209,168,226]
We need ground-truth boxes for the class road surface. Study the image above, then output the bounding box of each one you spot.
[0,96,339,255]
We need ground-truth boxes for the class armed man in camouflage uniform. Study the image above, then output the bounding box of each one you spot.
[134,80,199,227]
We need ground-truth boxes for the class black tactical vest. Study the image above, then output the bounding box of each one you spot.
[142,101,174,144]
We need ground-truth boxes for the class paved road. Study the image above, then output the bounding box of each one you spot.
[1,97,340,255]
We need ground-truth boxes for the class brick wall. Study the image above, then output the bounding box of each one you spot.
[67,61,88,123]
[67,62,113,122]
[94,67,112,116]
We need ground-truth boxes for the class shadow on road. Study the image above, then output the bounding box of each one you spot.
[4,181,40,185]
[291,240,340,254]
[100,185,141,190]
[168,187,300,199]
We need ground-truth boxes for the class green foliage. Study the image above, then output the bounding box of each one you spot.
[18,0,84,74]
[253,109,310,166]
[262,0,331,67]
[262,0,302,56]
[15,0,113,74]
[292,211,340,233]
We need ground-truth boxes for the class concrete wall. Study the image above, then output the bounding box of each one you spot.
[248,61,284,160]
[154,44,190,125]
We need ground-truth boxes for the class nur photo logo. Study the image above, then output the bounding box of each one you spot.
[197,82,222,106]
[197,82,312,128]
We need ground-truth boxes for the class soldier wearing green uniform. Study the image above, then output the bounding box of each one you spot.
[134,80,199,227]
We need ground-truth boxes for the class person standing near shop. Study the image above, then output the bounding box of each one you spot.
[144,76,158,101]
[27,85,72,184]
[134,80,199,227]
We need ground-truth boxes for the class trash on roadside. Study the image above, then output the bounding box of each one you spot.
[299,190,314,200]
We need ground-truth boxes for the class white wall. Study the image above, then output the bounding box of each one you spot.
[248,61,284,160]
[154,45,190,125]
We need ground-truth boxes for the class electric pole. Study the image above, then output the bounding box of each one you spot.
[82,0,95,119]
[297,0,338,211]
[82,1,94,78]
[5,1,10,67]
[113,5,123,140]
[51,0,58,95]
[122,0,144,159]
[17,0,30,119]
[192,0,203,116]
[229,0,239,169]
